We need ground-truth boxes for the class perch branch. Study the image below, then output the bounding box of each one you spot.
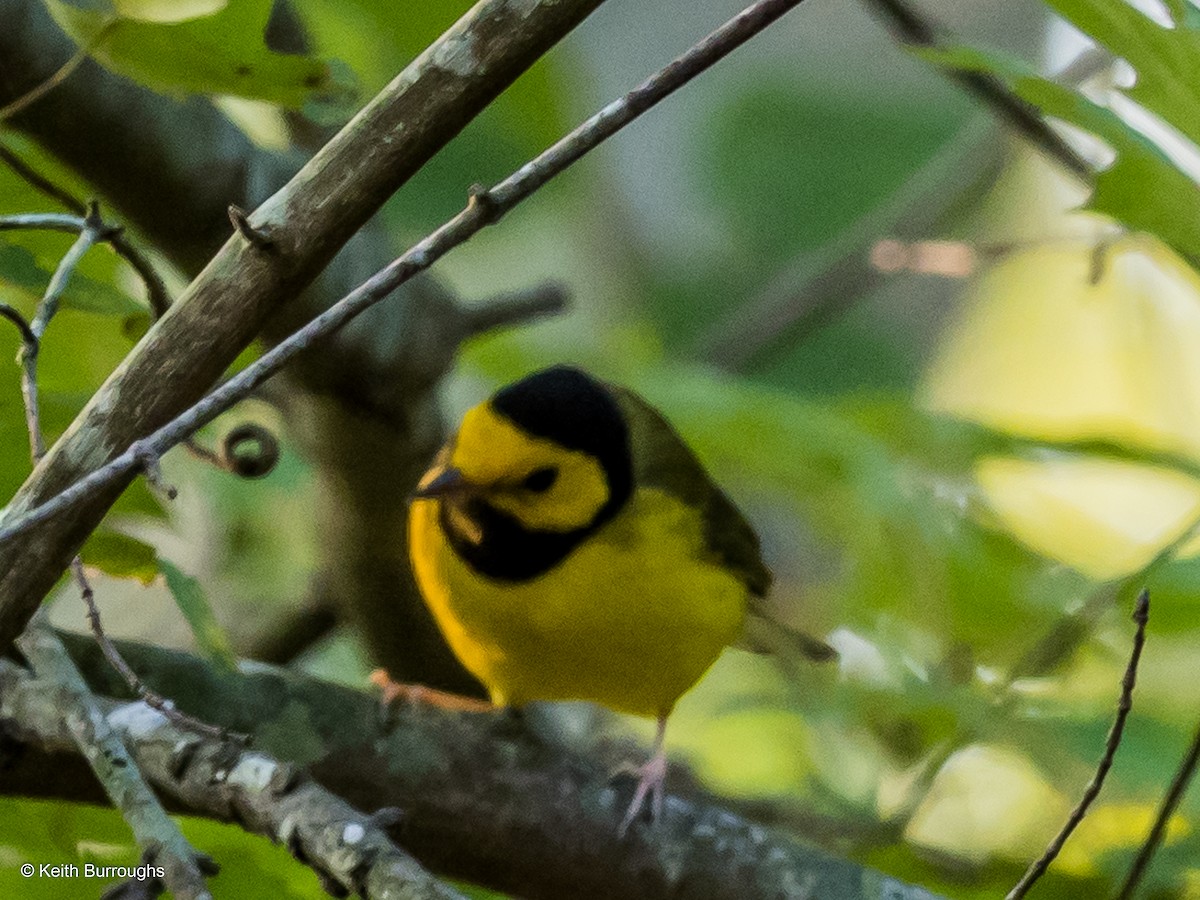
[0,635,945,900]
[1006,590,1149,900]
[0,654,466,900]
[0,0,812,566]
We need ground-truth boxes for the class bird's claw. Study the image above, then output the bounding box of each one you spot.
[369,669,493,712]
[617,750,668,837]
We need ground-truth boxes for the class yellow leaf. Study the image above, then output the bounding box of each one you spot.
[113,0,226,23]
[976,455,1200,579]
[905,744,1068,865]
[925,236,1200,458]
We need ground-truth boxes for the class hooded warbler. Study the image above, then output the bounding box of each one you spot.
[408,365,831,833]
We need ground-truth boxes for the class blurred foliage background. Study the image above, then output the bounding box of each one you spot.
[3,0,1200,897]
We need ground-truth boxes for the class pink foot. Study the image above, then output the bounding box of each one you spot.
[369,669,493,712]
[618,750,668,836]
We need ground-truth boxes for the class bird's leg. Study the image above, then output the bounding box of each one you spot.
[618,714,669,837]
[369,669,493,712]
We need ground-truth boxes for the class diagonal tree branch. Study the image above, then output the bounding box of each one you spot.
[0,634,946,900]
[0,0,813,554]
[0,0,608,651]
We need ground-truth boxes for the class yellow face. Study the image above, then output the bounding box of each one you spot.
[427,402,612,533]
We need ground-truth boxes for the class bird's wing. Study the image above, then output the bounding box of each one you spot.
[608,384,773,597]
[610,385,836,665]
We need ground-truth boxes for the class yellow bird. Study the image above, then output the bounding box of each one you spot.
[408,365,831,832]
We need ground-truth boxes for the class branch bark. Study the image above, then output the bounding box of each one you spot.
[0,0,606,651]
[0,634,944,900]
[2,639,467,900]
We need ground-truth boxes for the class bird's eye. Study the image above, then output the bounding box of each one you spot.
[521,467,558,492]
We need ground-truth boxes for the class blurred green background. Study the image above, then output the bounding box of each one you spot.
[4,0,1200,897]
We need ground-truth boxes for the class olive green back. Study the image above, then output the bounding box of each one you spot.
[609,385,772,598]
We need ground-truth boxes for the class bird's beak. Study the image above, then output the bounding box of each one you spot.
[412,466,472,501]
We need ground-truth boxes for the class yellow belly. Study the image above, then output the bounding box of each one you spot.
[409,487,747,717]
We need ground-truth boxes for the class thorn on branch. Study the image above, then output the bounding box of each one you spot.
[466,183,500,225]
[131,442,178,500]
[1006,589,1151,900]
[369,807,405,829]
[228,205,275,250]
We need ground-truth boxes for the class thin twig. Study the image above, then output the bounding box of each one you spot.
[693,115,997,368]
[0,304,36,351]
[859,0,1093,181]
[1007,590,1150,900]
[0,19,116,121]
[0,146,171,316]
[16,620,216,900]
[73,558,241,742]
[0,208,231,742]
[0,0,812,548]
[11,207,105,462]
[1116,717,1200,898]
[0,144,83,211]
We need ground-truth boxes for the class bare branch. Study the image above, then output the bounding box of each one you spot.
[0,202,231,894]
[858,0,1093,181]
[693,117,999,368]
[15,622,216,900]
[1007,590,1150,900]
[0,0,812,558]
[75,557,238,743]
[1117,716,1200,898]
[0,19,115,121]
[456,281,569,339]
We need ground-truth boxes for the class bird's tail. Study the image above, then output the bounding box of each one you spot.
[740,612,838,664]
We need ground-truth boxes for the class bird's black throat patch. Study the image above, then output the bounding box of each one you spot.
[440,496,595,581]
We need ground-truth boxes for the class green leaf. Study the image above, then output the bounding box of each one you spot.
[159,559,237,671]
[79,529,158,584]
[42,0,357,111]
[1042,0,1200,145]
[917,45,1200,264]
[0,242,146,317]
